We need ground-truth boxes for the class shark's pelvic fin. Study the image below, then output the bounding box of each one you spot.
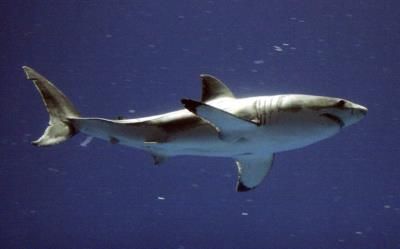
[200,74,235,102]
[23,66,80,146]
[151,152,168,165]
[181,99,258,141]
[235,154,274,192]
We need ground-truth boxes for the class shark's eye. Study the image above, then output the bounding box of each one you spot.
[336,100,346,108]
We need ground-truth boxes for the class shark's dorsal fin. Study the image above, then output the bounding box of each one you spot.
[201,74,235,102]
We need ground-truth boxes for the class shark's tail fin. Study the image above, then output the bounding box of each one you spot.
[23,66,80,146]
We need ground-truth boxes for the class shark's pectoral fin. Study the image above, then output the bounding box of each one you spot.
[181,99,258,142]
[235,154,274,192]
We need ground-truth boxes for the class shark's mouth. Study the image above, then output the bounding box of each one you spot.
[320,113,345,128]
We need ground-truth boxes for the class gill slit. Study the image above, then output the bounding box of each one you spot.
[263,98,267,125]
[255,99,260,125]
[261,98,266,125]
[262,98,267,125]
[268,96,274,125]
[256,98,265,126]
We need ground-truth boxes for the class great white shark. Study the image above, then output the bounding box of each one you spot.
[23,66,367,192]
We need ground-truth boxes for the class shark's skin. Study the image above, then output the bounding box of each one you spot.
[23,66,367,192]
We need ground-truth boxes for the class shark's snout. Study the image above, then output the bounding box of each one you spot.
[351,103,368,118]
[357,105,368,116]
[342,102,367,127]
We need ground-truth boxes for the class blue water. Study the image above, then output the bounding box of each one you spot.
[1,1,399,248]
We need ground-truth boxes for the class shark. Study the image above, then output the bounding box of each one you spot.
[23,66,367,192]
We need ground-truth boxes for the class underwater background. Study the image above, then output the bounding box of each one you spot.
[1,1,399,248]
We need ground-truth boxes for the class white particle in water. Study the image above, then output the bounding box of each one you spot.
[253,60,264,65]
[80,136,93,147]
[47,168,60,173]
[273,46,283,52]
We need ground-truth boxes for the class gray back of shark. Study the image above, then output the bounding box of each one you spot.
[23,66,367,192]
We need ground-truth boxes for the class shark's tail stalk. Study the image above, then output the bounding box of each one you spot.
[23,66,80,146]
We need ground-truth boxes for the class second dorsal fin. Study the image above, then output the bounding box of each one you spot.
[200,74,235,102]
